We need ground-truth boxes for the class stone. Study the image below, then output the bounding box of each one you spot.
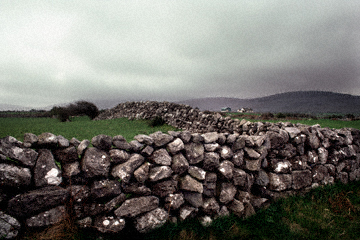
[292,170,312,190]
[183,192,203,208]
[148,166,173,182]
[150,149,172,166]
[179,206,197,221]
[179,131,192,143]
[114,196,159,218]
[180,175,203,193]
[82,148,111,178]
[204,143,220,152]
[272,160,292,174]
[113,135,132,151]
[135,208,168,233]
[91,134,112,151]
[188,166,206,181]
[34,149,62,187]
[203,172,217,197]
[268,173,292,191]
[38,132,58,147]
[167,138,185,154]
[8,186,69,218]
[134,134,154,145]
[203,152,220,171]
[218,160,234,180]
[284,127,301,139]
[152,180,177,198]
[141,145,154,156]
[267,131,286,149]
[228,199,244,217]
[243,202,256,218]
[111,154,144,183]
[70,137,81,147]
[62,161,81,177]
[93,215,126,233]
[307,133,320,149]
[199,216,213,227]
[77,139,90,155]
[0,211,21,239]
[3,146,38,168]
[312,165,329,183]
[219,182,237,204]
[104,194,127,212]
[245,158,262,171]
[232,136,246,151]
[202,197,220,216]
[232,150,244,167]
[130,140,144,152]
[171,153,189,174]
[57,135,69,148]
[53,146,78,163]
[109,149,130,164]
[149,131,174,147]
[122,183,151,195]
[202,132,219,143]
[255,170,269,187]
[165,193,185,210]
[0,163,31,187]
[244,147,261,159]
[26,205,67,227]
[67,185,91,203]
[23,133,38,147]
[134,162,151,183]
[220,145,233,159]
[91,179,122,200]
[77,217,93,228]
[184,142,204,164]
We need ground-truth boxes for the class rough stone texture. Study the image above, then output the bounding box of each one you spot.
[148,166,173,182]
[184,142,204,164]
[203,152,220,171]
[134,162,151,183]
[150,131,174,147]
[111,154,144,183]
[180,175,203,193]
[91,134,113,151]
[152,180,177,198]
[135,208,168,233]
[8,186,69,218]
[0,211,21,239]
[0,164,31,187]
[268,173,292,191]
[202,197,220,216]
[34,149,62,187]
[292,170,312,190]
[91,179,122,199]
[109,149,130,164]
[93,215,126,233]
[150,149,172,166]
[77,139,90,155]
[82,148,111,178]
[54,146,78,163]
[183,192,203,208]
[218,160,234,179]
[219,182,237,204]
[188,166,206,181]
[171,153,189,174]
[38,132,58,147]
[167,138,185,154]
[26,205,67,227]
[165,193,185,210]
[114,196,159,218]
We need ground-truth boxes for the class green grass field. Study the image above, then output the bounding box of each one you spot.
[1,116,359,240]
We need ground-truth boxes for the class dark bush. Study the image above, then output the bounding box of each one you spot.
[260,112,274,120]
[57,107,71,122]
[275,113,286,119]
[149,116,166,127]
[49,101,99,122]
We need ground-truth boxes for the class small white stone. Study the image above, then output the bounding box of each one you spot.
[103,220,110,226]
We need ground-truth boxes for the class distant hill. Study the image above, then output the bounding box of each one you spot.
[178,91,360,114]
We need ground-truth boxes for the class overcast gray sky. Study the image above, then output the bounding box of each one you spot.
[1,0,360,108]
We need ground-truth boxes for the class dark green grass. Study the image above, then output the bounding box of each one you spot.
[0,116,178,142]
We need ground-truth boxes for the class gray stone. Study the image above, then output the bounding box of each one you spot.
[180,131,192,143]
[203,152,220,171]
[109,149,130,164]
[134,134,154,145]
[312,165,329,183]
[23,133,38,147]
[8,186,69,218]
[91,134,112,151]
[0,163,31,187]
[191,133,204,143]
[57,135,69,148]
[148,166,173,182]
[113,135,132,151]
[53,146,78,163]
[218,160,234,180]
[184,142,204,164]
[219,182,237,204]
[152,180,177,198]
[204,143,220,152]
[243,202,256,218]
[255,170,269,187]
[220,146,233,159]
[135,208,168,233]
[228,199,244,217]
[180,175,203,193]
[70,137,81,147]
[272,160,292,174]
[188,166,206,181]
[111,153,144,183]
[77,139,90,155]
[150,131,174,147]
[5,146,38,167]
[122,183,151,196]
[82,148,111,178]
[114,196,159,218]
[237,190,251,203]
[130,140,144,152]
[202,197,220,216]
[171,153,189,174]
[150,149,172,166]
[202,132,219,143]
[34,149,62,187]
[91,179,122,199]
[268,173,292,191]
[292,170,312,190]
[26,205,66,227]
[167,138,185,154]
[307,133,320,149]
[245,158,262,171]
[199,216,213,227]
[165,193,185,210]
[141,145,154,156]
[203,172,217,197]
[179,205,197,221]
[232,150,244,167]
[134,162,151,183]
[0,211,21,239]
[244,147,261,159]
[67,185,91,203]
[93,215,126,233]
[307,150,319,164]
[77,217,92,228]
[62,161,81,177]
[232,136,246,151]
[38,132,58,146]
[267,131,286,149]
[284,127,301,139]
[104,194,127,212]
[183,192,203,208]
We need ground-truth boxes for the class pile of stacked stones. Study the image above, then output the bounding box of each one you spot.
[1,104,360,238]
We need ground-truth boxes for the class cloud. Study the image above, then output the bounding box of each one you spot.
[0,0,359,108]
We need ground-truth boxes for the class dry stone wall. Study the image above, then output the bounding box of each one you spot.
[1,102,360,238]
